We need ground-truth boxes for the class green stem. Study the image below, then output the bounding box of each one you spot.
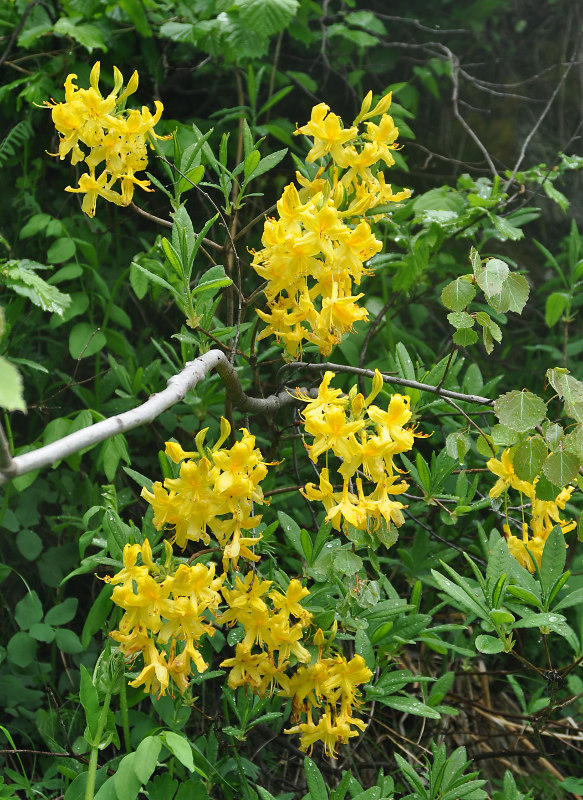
[119,680,131,754]
[84,690,112,800]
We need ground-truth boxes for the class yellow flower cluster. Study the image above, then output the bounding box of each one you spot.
[218,572,371,756]
[300,370,416,537]
[45,62,168,217]
[141,419,269,570]
[283,652,372,757]
[106,540,223,696]
[108,415,372,754]
[487,448,575,571]
[252,91,410,360]
[219,572,312,694]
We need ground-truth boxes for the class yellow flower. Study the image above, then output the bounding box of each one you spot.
[487,449,534,499]
[295,103,358,162]
[65,169,123,218]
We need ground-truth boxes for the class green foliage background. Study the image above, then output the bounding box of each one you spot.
[1,1,583,798]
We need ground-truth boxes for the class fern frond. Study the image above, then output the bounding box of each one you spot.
[0,119,33,167]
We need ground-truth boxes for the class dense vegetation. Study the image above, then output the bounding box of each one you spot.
[1,1,583,798]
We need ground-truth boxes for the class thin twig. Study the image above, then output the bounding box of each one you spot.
[280,361,493,406]
[502,56,576,192]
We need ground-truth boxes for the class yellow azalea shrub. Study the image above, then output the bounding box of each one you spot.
[141,419,269,571]
[300,370,417,540]
[252,91,410,359]
[45,62,168,216]
[486,448,576,571]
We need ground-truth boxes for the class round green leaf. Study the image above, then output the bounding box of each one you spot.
[45,597,78,626]
[69,323,107,360]
[493,390,547,433]
[535,474,561,501]
[29,623,55,643]
[447,311,474,329]
[512,437,548,482]
[55,628,84,654]
[441,278,476,311]
[15,590,43,630]
[16,529,43,561]
[475,258,509,297]
[7,631,38,667]
[452,328,478,346]
[475,634,504,654]
[47,237,76,264]
[542,450,580,488]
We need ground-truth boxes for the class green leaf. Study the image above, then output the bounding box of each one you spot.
[161,731,194,772]
[6,260,71,316]
[243,149,260,179]
[55,629,83,654]
[382,695,441,719]
[452,328,478,346]
[431,568,489,620]
[488,273,530,314]
[16,529,43,560]
[542,450,579,487]
[441,278,476,311]
[0,356,25,412]
[493,390,547,433]
[278,511,303,559]
[475,258,509,297]
[161,238,183,279]
[247,148,288,181]
[7,631,37,667]
[475,634,504,653]
[130,261,177,296]
[488,213,524,241]
[447,311,474,329]
[45,597,78,626]
[545,292,569,327]
[512,437,547,482]
[304,757,328,800]
[29,622,55,643]
[82,584,113,650]
[69,323,107,360]
[47,237,76,264]
[53,17,107,52]
[355,628,375,671]
[539,526,566,599]
[80,664,100,740]
[15,591,43,630]
[133,735,162,783]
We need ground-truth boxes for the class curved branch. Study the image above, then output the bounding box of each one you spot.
[0,350,310,486]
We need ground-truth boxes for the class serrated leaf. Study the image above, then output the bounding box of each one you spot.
[6,261,71,316]
[546,368,583,406]
[441,278,476,311]
[512,437,548,482]
[475,258,509,297]
[493,390,547,433]
[542,450,579,487]
[453,328,478,346]
[489,272,529,314]
[447,311,474,328]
